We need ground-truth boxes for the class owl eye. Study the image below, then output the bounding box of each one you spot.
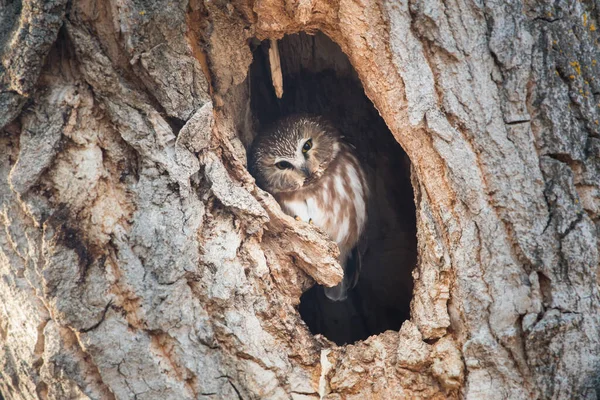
[275,161,293,170]
[302,139,313,153]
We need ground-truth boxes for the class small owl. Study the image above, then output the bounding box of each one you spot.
[249,115,368,301]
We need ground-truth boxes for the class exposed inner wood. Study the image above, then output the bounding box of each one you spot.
[268,39,284,98]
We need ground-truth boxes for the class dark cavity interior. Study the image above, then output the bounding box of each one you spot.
[248,32,417,345]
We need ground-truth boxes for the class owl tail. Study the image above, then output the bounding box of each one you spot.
[324,247,361,301]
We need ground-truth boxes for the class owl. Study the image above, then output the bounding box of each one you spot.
[249,115,368,301]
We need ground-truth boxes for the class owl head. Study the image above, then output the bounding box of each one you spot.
[249,115,342,194]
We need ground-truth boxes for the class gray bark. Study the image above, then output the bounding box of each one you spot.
[1,0,600,399]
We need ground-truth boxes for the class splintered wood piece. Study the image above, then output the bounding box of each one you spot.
[268,38,284,98]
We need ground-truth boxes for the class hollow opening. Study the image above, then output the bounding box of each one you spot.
[248,32,417,345]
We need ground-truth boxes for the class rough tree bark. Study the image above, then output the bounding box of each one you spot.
[1,0,600,399]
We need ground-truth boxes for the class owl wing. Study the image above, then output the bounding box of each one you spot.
[350,225,369,288]
[345,245,362,290]
[323,241,365,302]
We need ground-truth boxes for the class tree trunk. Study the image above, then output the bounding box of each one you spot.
[1,0,600,399]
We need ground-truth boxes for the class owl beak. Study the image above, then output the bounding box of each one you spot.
[301,165,311,178]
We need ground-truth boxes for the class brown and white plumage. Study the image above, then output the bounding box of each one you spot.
[249,115,368,301]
